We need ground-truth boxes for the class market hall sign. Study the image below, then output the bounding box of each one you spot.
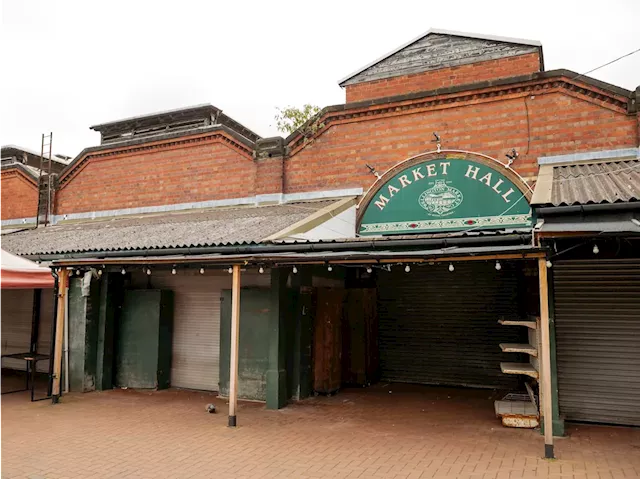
[358,157,532,235]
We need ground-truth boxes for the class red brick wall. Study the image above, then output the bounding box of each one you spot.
[56,136,256,215]
[345,53,541,103]
[1,170,39,220]
[255,156,284,196]
[285,90,637,194]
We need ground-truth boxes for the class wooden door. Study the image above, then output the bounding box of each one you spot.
[313,288,344,394]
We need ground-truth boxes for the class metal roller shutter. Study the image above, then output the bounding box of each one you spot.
[149,273,222,391]
[1,290,34,370]
[377,262,526,389]
[553,259,640,426]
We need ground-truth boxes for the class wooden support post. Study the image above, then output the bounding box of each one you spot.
[538,258,554,459]
[228,265,241,427]
[52,269,69,403]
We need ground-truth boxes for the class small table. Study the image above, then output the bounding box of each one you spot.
[1,352,51,401]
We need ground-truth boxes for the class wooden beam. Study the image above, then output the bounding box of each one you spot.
[228,264,241,427]
[530,164,554,206]
[51,269,69,403]
[538,257,554,459]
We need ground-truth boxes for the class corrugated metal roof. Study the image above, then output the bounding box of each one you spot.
[1,201,336,256]
[549,159,640,206]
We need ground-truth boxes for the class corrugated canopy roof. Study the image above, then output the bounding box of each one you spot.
[1,201,337,256]
[531,158,640,207]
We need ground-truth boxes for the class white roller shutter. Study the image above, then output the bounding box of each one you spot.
[1,289,53,373]
[149,273,222,391]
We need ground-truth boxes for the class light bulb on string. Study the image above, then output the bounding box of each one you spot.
[259,266,264,274]
[200,268,205,274]
[171,267,177,275]
[292,266,298,274]
[227,267,233,274]
[546,260,552,268]
[327,265,333,272]
[495,261,501,271]
[366,266,372,274]
[146,268,151,276]
[76,270,80,276]
[448,263,455,272]
[593,244,599,254]
[97,269,103,277]
[121,267,126,275]
[404,264,411,273]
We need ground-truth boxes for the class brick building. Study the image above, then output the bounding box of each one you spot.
[1,145,69,226]
[2,29,639,458]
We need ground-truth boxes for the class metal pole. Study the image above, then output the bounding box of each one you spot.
[538,258,554,458]
[228,265,241,427]
[52,268,69,403]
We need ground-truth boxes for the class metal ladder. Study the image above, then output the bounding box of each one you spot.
[37,132,53,226]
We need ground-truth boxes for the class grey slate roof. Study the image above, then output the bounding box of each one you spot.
[339,29,542,86]
[1,201,335,256]
[549,159,640,206]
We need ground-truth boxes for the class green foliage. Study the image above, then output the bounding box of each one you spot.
[274,105,324,141]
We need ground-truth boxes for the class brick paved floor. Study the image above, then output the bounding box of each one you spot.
[2,381,639,479]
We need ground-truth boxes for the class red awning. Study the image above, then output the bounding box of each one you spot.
[1,249,54,289]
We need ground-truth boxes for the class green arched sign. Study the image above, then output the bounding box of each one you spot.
[358,152,532,236]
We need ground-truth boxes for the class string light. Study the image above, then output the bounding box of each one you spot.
[259,266,264,274]
[404,265,411,273]
[76,270,80,276]
[546,260,552,268]
[200,268,205,274]
[366,266,372,274]
[121,267,126,275]
[448,263,455,272]
[495,261,502,271]
[593,244,599,254]
[227,267,233,274]
[327,265,333,272]
[292,266,298,274]
[146,268,151,276]
[97,269,103,277]
[172,267,177,275]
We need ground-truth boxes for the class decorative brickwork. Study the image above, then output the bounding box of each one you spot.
[56,134,255,215]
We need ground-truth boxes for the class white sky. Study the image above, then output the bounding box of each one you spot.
[2,0,639,158]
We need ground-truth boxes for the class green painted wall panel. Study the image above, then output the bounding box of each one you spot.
[115,290,173,389]
[68,275,101,392]
[219,288,270,401]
